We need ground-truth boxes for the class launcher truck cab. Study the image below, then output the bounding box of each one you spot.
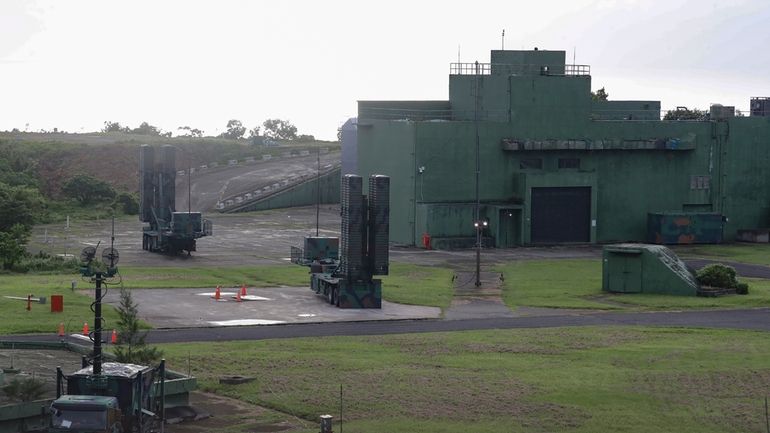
[50,395,122,433]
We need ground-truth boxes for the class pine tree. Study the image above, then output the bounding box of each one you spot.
[113,288,162,365]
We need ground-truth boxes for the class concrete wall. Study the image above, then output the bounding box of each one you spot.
[491,49,566,75]
[229,168,341,213]
[721,117,770,232]
[591,100,661,120]
[356,120,416,244]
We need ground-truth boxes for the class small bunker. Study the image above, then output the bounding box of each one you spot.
[602,243,699,296]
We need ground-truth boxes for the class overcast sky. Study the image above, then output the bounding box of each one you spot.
[1,0,768,140]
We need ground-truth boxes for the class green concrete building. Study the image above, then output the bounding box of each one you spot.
[356,49,770,248]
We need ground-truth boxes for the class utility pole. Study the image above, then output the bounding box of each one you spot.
[474,60,482,287]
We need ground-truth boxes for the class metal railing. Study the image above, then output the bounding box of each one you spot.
[450,62,590,76]
[565,64,590,76]
[359,105,759,122]
[358,107,453,121]
[358,107,511,122]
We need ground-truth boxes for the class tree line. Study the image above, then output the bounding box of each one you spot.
[102,118,315,142]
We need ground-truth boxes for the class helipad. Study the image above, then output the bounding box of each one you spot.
[101,286,441,329]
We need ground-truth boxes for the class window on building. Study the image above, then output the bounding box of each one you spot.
[519,158,543,170]
[558,158,580,169]
[689,175,711,190]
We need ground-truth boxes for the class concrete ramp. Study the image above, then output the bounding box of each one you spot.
[602,243,699,296]
[221,167,340,213]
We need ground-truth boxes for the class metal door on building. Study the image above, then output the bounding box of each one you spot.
[498,209,520,247]
[531,186,591,243]
[606,252,642,293]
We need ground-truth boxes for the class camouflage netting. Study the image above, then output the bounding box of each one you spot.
[72,362,150,378]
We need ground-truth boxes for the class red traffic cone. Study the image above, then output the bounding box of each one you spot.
[214,285,221,300]
[240,284,247,297]
[111,329,118,344]
[57,322,65,337]
[82,322,89,336]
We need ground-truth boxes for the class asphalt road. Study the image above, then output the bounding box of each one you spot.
[176,151,340,211]
[4,308,769,345]
[684,258,770,278]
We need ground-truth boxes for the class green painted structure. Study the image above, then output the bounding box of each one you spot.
[356,49,770,247]
[602,244,699,296]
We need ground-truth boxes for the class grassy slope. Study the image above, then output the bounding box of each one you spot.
[161,327,770,433]
[498,259,770,310]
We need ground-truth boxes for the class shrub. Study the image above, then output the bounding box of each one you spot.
[10,251,80,273]
[696,263,749,294]
[61,174,116,205]
[2,376,47,402]
[696,264,738,288]
[736,282,749,295]
[114,192,139,215]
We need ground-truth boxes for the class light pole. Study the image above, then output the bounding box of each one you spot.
[474,219,487,287]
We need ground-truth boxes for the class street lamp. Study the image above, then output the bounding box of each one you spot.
[473,60,483,288]
[474,219,487,287]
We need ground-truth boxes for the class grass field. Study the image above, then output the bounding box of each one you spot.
[0,282,121,335]
[0,265,312,291]
[379,263,454,308]
[498,259,770,310]
[161,326,770,433]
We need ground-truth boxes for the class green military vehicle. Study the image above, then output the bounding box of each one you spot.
[50,395,123,433]
[50,361,164,433]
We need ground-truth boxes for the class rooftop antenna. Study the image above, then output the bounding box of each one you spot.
[573,46,576,65]
[502,29,505,50]
[458,44,460,64]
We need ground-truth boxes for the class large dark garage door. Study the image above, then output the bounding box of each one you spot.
[531,186,591,243]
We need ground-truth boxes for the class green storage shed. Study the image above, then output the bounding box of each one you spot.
[602,244,699,296]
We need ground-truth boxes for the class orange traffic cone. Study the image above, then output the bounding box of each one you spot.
[57,322,65,337]
[235,291,242,302]
[82,322,89,336]
[240,284,247,297]
[214,285,221,300]
[111,329,118,344]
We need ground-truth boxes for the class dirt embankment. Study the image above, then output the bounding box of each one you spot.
[10,132,338,198]
[39,144,140,197]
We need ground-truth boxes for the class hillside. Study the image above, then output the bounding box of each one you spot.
[0,131,339,198]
